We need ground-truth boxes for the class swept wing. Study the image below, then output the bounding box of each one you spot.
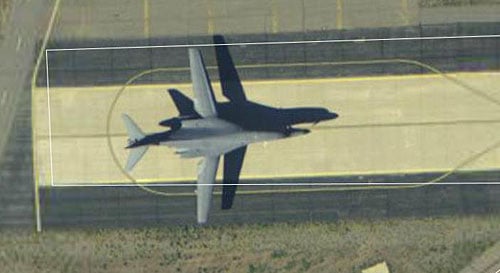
[189,48,218,118]
[197,156,220,224]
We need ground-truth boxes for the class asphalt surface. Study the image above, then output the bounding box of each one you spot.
[51,0,500,40]
[42,22,500,87]
[0,0,50,157]
[0,0,55,228]
[0,87,33,227]
[40,171,500,228]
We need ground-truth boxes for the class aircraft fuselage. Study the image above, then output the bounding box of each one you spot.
[159,100,338,134]
[128,117,309,158]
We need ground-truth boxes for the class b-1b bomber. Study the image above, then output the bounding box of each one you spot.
[122,36,338,224]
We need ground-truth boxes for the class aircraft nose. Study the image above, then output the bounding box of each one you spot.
[328,112,339,119]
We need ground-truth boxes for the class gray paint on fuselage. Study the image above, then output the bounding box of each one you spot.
[162,118,293,158]
[159,100,338,134]
[138,117,299,158]
[167,118,241,141]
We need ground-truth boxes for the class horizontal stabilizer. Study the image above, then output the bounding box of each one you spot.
[122,114,148,171]
[125,146,148,172]
[122,114,145,141]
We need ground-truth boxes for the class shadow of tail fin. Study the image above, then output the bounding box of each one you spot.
[167,88,198,117]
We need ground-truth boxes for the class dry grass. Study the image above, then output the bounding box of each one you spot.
[0,0,10,33]
[0,215,499,273]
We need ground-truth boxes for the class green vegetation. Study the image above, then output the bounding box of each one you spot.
[0,216,498,273]
[420,0,500,8]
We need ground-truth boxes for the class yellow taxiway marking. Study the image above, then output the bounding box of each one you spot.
[401,0,410,25]
[205,0,215,35]
[143,0,150,38]
[271,0,279,33]
[336,0,344,29]
[50,167,458,185]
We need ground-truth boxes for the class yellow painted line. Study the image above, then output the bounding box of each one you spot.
[239,70,498,86]
[401,0,409,25]
[32,0,62,232]
[43,70,500,91]
[44,58,500,91]
[47,166,492,185]
[336,0,343,29]
[205,0,214,35]
[79,3,86,35]
[72,62,496,109]
[143,0,150,38]
[271,0,279,33]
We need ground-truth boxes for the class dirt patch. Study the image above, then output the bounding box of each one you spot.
[0,215,499,273]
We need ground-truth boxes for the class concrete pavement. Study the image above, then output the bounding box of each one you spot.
[50,0,500,40]
[33,72,500,186]
[0,0,55,228]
